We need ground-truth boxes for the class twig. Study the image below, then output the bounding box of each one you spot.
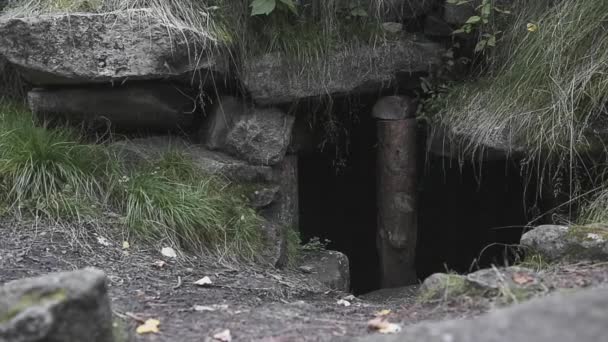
[172,275,183,290]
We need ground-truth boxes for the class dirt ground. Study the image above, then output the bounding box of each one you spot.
[1,220,608,342]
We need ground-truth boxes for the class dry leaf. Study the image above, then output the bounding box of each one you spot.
[527,23,539,32]
[368,317,401,334]
[136,319,160,335]
[336,299,351,307]
[194,276,213,286]
[374,309,392,317]
[193,304,229,312]
[161,247,177,258]
[96,236,111,247]
[512,272,535,285]
[213,329,232,342]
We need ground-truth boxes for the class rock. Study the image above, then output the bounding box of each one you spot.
[424,14,454,37]
[381,22,403,34]
[242,38,443,105]
[358,286,608,342]
[201,97,248,150]
[418,267,543,302]
[466,267,544,301]
[261,220,288,268]
[225,108,295,166]
[0,55,25,99]
[444,0,476,25]
[0,268,114,342]
[28,84,197,131]
[0,9,223,85]
[521,224,608,262]
[418,273,471,302]
[112,136,275,183]
[200,97,295,166]
[248,185,280,209]
[300,250,350,291]
[261,155,299,229]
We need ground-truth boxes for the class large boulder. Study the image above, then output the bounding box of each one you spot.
[521,224,608,262]
[200,97,295,166]
[28,84,197,131]
[0,268,114,342]
[242,38,443,105]
[112,136,275,183]
[0,9,223,85]
[358,286,608,342]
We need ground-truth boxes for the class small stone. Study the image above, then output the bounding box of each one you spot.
[299,266,314,274]
[382,22,403,33]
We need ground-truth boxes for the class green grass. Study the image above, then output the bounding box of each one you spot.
[0,101,111,219]
[115,152,263,258]
[0,99,265,260]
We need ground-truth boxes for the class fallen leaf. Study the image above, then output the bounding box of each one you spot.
[374,309,392,317]
[368,317,401,334]
[122,241,130,249]
[527,23,538,32]
[136,319,160,335]
[153,260,167,268]
[213,329,232,342]
[336,299,351,307]
[161,247,177,258]
[96,236,111,247]
[343,295,356,301]
[193,304,228,312]
[194,276,213,286]
[512,272,535,285]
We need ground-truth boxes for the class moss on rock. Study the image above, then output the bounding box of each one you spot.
[0,289,67,323]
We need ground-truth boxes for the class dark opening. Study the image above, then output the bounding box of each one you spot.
[417,155,538,280]
[297,103,538,295]
[298,100,381,295]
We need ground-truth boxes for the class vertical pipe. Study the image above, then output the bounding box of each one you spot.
[373,96,418,288]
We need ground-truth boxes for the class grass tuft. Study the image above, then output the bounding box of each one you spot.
[115,153,263,259]
[433,0,608,160]
[0,100,265,260]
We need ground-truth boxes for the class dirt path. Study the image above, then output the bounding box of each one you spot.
[2,221,608,342]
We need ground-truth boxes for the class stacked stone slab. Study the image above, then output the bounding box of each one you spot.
[0,2,448,275]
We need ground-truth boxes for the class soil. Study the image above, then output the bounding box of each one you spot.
[1,220,608,342]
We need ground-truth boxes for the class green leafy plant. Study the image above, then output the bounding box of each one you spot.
[250,0,297,16]
[450,0,510,53]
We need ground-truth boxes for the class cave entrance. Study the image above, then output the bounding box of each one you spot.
[297,98,381,295]
[297,99,538,295]
[416,155,538,279]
